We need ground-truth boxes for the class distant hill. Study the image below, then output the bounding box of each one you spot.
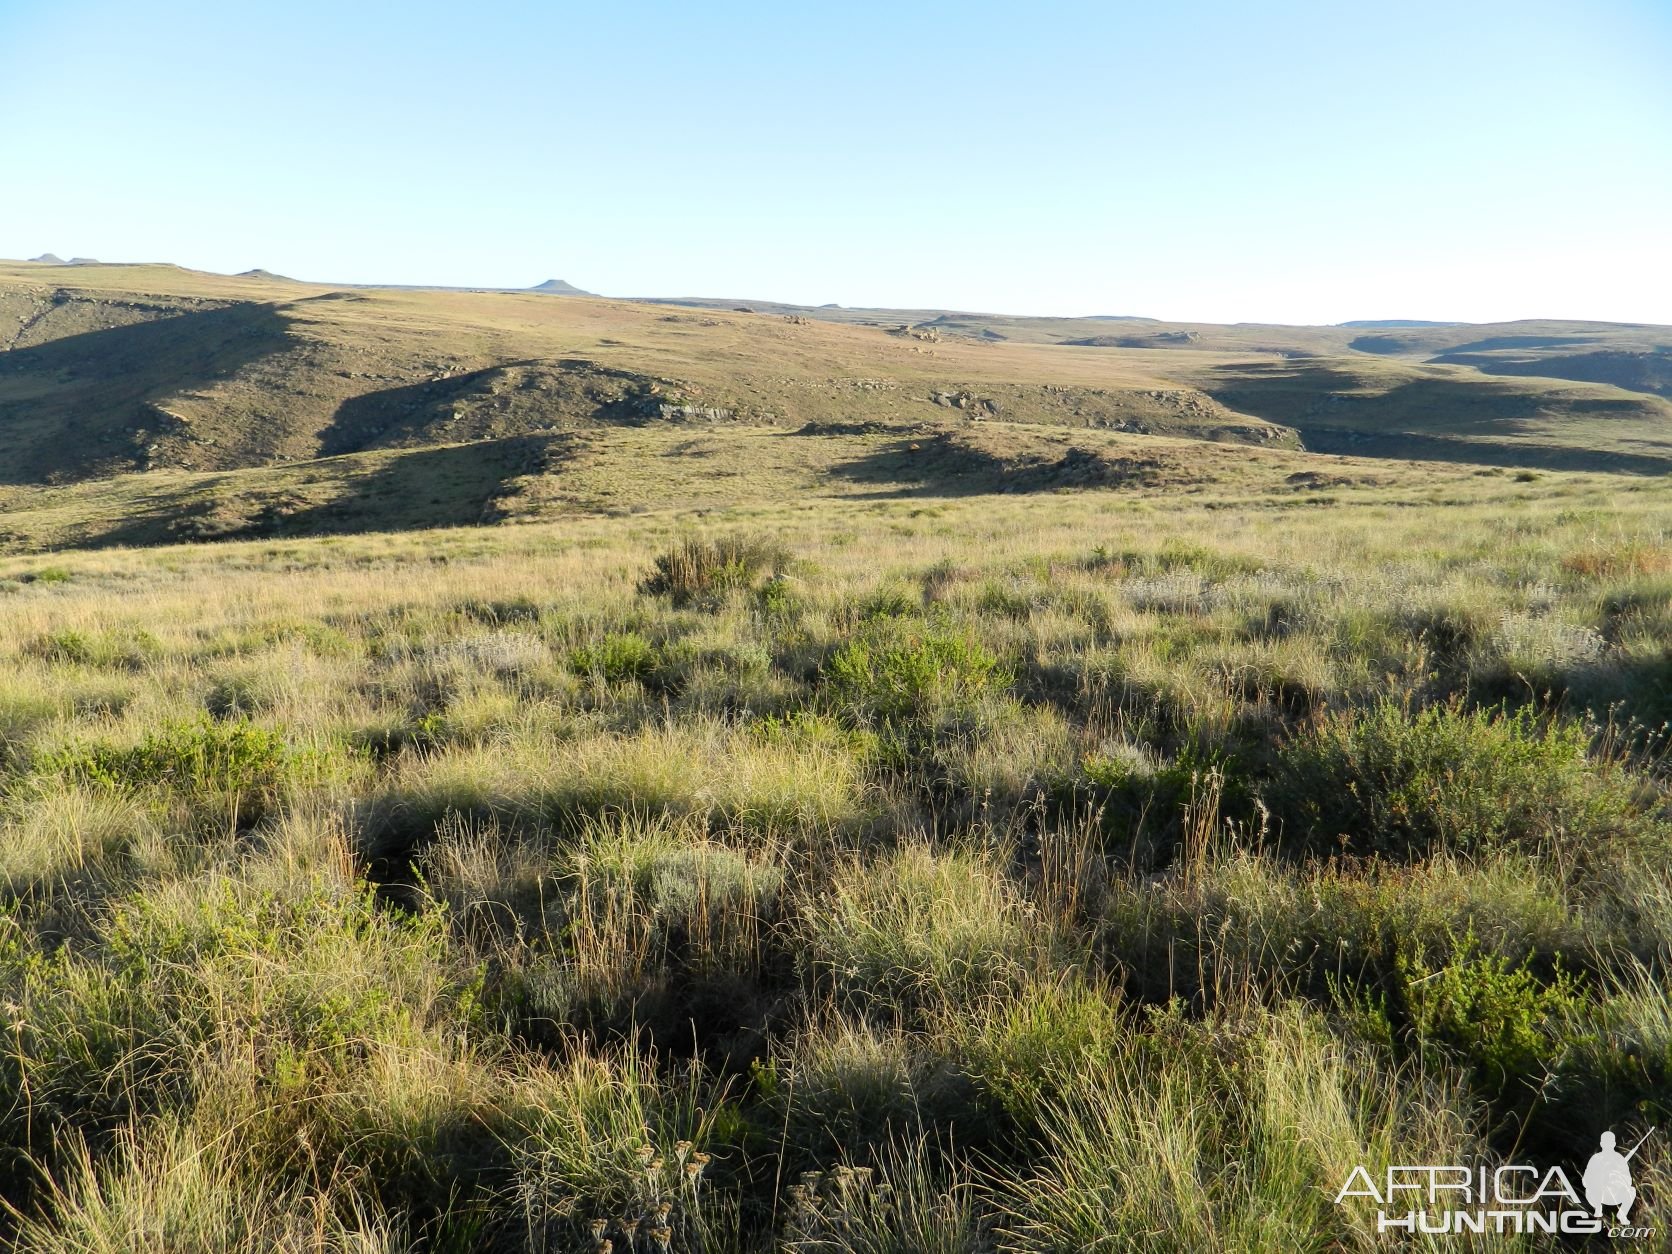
[529,278,594,296]
[28,253,66,265]
[1338,319,1463,328]
[0,260,1667,540]
[0,262,1295,485]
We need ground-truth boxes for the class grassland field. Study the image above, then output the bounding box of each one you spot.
[1,260,1671,1250]
[0,449,1668,1250]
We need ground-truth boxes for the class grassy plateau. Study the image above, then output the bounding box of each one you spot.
[0,259,1669,1250]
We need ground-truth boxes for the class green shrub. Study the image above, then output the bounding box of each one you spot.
[640,534,788,607]
[1395,927,1583,1097]
[569,630,661,684]
[856,583,919,620]
[824,619,1008,725]
[1267,699,1664,862]
[41,720,304,824]
[27,627,160,669]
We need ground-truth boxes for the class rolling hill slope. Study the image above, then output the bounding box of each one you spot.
[0,262,1290,485]
[0,259,1667,551]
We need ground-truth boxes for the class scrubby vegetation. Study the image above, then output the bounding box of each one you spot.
[0,468,1668,1250]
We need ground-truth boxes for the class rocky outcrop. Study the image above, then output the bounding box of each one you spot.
[889,324,940,342]
[930,389,1000,416]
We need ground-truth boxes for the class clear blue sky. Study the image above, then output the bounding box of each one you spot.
[3,0,1669,323]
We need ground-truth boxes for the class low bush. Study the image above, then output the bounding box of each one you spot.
[569,630,662,685]
[823,618,1009,726]
[1267,699,1665,863]
[26,627,160,670]
[640,534,788,608]
[39,719,308,826]
[1392,927,1584,1097]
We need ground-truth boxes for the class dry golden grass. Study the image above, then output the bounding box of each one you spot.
[0,433,1667,1249]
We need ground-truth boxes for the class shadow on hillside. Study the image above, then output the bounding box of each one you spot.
[318,359,659,456]
[319,366,518,456]
[1202,360,1672,473]
[1294,428,1672,475]
[1433,350,1672,401]
[820,432,1171,498]
[64,436,570,550]
[0,302,295,484]
[1350,332,1600,355]
[819,433,1008,497]
[1204,361,1559,436]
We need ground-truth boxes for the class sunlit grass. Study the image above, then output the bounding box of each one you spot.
[0,467,1666,1248]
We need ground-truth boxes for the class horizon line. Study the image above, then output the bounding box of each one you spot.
[8,255,1669,331]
